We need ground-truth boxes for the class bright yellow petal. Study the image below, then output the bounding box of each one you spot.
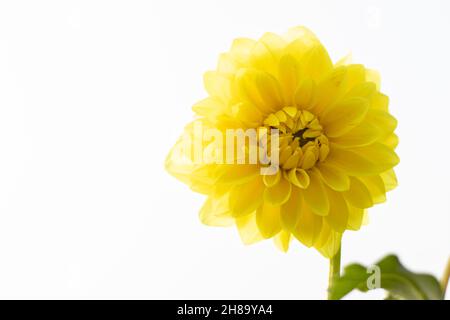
[294,78,316,110]
[256,201,282,238]
[314,221,342,258]
[229,176,265,217]
[293,200,323,247]
[235,68,282,114]
[313,67,348,115]
[321,97,369,138]
[343,177,373,209]
[316,162,350,191]
[236,212,264,244]
[280,186,302,230]
[264,175,292,205]
[216,164,260,185]
[380,169,398,191]
[327,143,399,176]
[302,169,329,216]
[347,205,365,231]
[325,187,349,232]
[287,168,310,189]
[359,175,386,204]
[278,54,301,105]
[331,121,381,147]
[300,44,333,81]
[274,230,291,252]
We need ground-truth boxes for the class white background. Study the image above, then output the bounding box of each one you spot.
[0,0,449,299]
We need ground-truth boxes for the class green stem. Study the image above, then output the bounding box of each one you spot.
[327,246,341,300]
[441,257,450,299]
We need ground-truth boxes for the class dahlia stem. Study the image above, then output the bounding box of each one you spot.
[327,246,341,300]
[441,257,450,299]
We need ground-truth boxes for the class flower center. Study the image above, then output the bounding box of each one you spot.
[262,107,329,172]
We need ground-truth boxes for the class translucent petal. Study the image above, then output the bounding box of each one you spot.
[343,177,373,209]
[229,176,265,217]
[314,221,342,258]
[359,175,386,204]
[331,121,381,147]
[380,169,398,191]
[325,186,349,232]
[316,162,350,191]
[203,71,231,103]
[293,200,323,247]
[278,54,301,105]
[347,205,365,231]
[235,68,282,114]
[264,175,292,205]
[321,97,369,138]
[303,170,329,216]
[256,201,282,238]
[236,212,264,244]
[327,143,399,176]
[280,186,302,230]
[199,195,234,226]
[274,230,291,252]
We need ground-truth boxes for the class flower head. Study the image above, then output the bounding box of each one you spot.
[166,27,399,257]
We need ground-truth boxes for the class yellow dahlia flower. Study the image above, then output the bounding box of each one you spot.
[165,26,399,258]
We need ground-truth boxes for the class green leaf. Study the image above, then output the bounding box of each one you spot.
[329,254,443,300]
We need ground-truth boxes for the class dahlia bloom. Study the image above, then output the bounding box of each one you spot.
[166,26,399,258]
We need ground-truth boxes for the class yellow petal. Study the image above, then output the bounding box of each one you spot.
[370,92,389,112]
[343,177,373,209]
[316,162,350,191]
[236,212,264,244]
[235,68,282,114]
[325,187,349,232]
[284,26,319,44]
[380,169,398,191]
[365,68,381,90]
[199,195,234,226]
[303,169,329,216]
[287,168,310,189]
[229,38,256,64]
[301,44,333,81]
[256,201,282,238]
[274,230,291,252]
[381,133,399,149]
[321,97,369,138]
[229,176,265,217]
[293,200,323,247]
[359,175,386,204]
[203,71,231,103]
[313,67,348,115]
[314,221,342,258]
[263,168,281,187]
[216,164,259,185]
[365,109,397,137]
[192,97,227,118]
[280,186,302,230]
[278,54,301,105]
[283,150,302,169]
[327,143,398,176]
[331,121,381,147]
[232,102,263,127]
[264,175,292,205]
[347,205,365,231]
[294,78,316,110]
